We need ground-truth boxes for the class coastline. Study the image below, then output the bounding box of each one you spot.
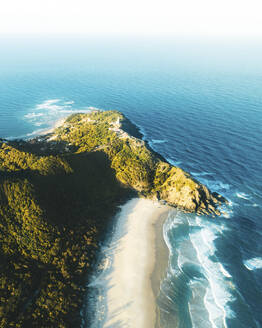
[90,198,170,328]
[39,117,67,136]
[6,109,226,326]
[151,209,172,328]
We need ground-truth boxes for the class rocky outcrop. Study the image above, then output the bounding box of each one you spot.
[150,162,226,216]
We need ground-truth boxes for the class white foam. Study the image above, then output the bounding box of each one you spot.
[190,176,233,218]
[191,171,213,177]
[64,101,75,105]
[24,112,44,119]
[219,204,234,219]
[163,212,236,327]
[26,129,46,137]
[243,257,262,271]
[188,282,213,328]
[25,99,73,122]
[134,123,146,140]
[201,179,230,193]
[21,99,97,139]
[189,216,236,328]
[204,287,223,328]
[219,264,232,278]
[226,199,234,207]
[151,139,167,144]
[6,133,36,140]
[190,173,230,197]
[163,212,179,256]
[87,106,102,111]
[236,192,251,200]
[166,157,182,167]
[35,99,67,111]
[42,99,61,104]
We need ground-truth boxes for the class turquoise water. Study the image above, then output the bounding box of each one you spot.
[0,37,262,327]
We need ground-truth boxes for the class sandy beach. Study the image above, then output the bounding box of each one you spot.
[39,117,67,136]
[151,209,172,328]
[95,198,170,328]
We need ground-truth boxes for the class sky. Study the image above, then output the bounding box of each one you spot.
[0,0,262,38]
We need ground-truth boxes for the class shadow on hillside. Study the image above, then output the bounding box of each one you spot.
[33,151,135,227]
[1,136,136,228]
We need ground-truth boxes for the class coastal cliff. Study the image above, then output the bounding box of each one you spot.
[0,110,226,327]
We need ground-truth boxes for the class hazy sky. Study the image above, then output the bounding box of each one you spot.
[0,0,261,38]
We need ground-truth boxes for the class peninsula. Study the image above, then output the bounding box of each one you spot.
[0,110,226,327]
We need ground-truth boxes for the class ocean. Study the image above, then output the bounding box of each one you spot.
[0,36,262,327]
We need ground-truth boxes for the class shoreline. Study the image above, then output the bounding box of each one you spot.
[7,117,68,141]
[151,209,171,328]
[89,198,170,328]
[38,117,67,136]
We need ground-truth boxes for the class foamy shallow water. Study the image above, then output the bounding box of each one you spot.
[158,211,237,328]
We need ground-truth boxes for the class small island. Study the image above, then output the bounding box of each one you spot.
[0,110,226,327]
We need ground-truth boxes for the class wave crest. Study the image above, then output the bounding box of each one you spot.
[23,99,95,138]
[243,257,262,271]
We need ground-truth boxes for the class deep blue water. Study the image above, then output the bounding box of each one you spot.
[0,36,262,327]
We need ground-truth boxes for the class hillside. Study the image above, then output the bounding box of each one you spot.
[0,110,226,327]
[44,110,226,215]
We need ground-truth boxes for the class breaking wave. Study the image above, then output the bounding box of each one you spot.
[161,211,236,328]
[236,192,251,200]
[151,139,167,144]
[243,258,262,271]
[22,99,99,138]
[166,157,182,167]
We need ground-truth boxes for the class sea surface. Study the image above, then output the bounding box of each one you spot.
[0,36,262,328]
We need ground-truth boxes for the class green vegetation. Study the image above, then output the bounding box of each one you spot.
[53,110,223,214]
[0,141,131,327]
[0,110,224,327]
